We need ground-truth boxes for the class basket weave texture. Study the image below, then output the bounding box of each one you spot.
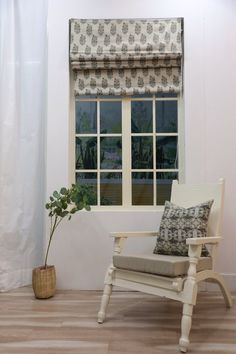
[32,265,56,299]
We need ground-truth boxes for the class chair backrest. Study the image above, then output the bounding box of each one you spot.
[170,178,225,237]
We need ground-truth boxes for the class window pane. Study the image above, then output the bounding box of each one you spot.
[155,93,177,98]
[76,101,97,134]
[100,172,122,205]
[100,137,122,169]
[100,101,121,134]
[156,136,178,169]
[76,137,97,169]
[76,172,97,205]
[132,94,153,98]
[131,101,153,133]
[156,101,177,133]
[156,172,178,205]
[132,136,153,169]
[132,172,153,205]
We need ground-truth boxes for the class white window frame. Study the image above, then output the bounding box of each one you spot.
[69,93,184,211]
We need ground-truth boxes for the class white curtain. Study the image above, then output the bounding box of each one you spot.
[0,0,47,291]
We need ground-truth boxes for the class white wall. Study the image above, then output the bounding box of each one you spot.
[47,0,236,290]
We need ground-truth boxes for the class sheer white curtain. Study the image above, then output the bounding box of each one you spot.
[0,0,47,291]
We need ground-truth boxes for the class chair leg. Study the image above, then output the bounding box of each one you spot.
[97,266,114,324]
[209,273,233,308]
[179,303,193,353]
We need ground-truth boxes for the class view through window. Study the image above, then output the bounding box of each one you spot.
[73,93,183,207]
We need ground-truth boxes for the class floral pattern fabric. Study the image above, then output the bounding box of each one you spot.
[70,18,183,96]
[153,200,214,257]
[73,67,181,96]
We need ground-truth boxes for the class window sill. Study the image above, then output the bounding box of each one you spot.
[88,206,165,212]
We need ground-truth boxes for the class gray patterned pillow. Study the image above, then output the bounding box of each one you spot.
[153,200,214,257]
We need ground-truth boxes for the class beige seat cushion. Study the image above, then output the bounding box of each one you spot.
[113,254,212,277]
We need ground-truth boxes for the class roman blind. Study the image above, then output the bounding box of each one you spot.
[69,18,183,96]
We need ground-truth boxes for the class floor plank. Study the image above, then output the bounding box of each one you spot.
[0,287,235,353]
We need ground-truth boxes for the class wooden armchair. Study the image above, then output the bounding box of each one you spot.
[97,178,232,352]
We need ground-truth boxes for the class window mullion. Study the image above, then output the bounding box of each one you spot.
[153,96,156,206]
[97,100,101,206]
[177,93,185,183]
[122,98,132,207]
[70,72,76,185]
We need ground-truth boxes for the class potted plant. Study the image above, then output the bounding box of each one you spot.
[32,184,94,299]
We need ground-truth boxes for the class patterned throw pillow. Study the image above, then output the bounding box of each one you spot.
[153,200,214,257]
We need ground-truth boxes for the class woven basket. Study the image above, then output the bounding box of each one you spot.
[32,265,56,299]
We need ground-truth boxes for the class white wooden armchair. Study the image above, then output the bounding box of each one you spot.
[97,178,232,352]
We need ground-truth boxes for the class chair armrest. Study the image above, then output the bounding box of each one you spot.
[110,231,158,255]
[186,236,221,245]
[110,231,159,238]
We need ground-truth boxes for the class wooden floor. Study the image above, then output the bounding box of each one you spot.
[0,287,235,354]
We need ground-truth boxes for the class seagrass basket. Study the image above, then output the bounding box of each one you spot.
[32,265,56,299]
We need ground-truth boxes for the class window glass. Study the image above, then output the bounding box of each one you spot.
[76,101,97,134]
[156,101,177,133]
[75,137,97,169]
[156,136,178,169]
[100,137,122,169]
[100,172,122,205]
[156,172,178,205]
[156,92,177,98]
[76,172,97,205]
[131,101,153,133]
[132,172,153,205]
[132,136,153,169]
[100,101,122,134]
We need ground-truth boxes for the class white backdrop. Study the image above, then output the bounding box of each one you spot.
[0,0,47,291]
[47,0,236,290]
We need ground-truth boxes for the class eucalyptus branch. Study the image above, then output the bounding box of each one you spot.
[44,184,94,268]
[44,215,58,268]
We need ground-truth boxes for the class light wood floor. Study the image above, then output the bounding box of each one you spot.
[0,287,235,354]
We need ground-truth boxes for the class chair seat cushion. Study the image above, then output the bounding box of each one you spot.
[113,253,212,277]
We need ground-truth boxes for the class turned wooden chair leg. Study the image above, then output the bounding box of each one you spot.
[98,266,114,324]
[179,303,193,353]
[97,283,113,323]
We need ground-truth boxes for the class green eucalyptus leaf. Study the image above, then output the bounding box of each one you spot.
[70,207,78,214]
[53,190,60,199]
[77,202,84,210]
[56,200,63,208]
[60,187,67,195]
[55,207,62,215]
[62,202,67,210]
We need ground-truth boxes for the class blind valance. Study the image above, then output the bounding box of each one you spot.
[69,18,183,96]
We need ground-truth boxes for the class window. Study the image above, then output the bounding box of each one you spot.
[70,93,184,208]
[69,18,184,208]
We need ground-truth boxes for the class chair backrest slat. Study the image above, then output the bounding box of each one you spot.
[170,178,225,236]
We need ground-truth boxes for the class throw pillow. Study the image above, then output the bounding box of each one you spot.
[153,200,214,257]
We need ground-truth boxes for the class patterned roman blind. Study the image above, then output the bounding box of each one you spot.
[69,18,183,96]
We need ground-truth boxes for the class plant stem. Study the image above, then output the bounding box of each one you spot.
[44,215,58,268]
